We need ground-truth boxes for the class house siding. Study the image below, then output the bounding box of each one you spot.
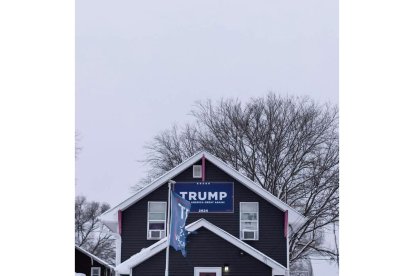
[75,248,113,276]
[121,159,287,267]
[132,227,273,276]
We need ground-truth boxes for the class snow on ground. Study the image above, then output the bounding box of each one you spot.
[75,273,86,276]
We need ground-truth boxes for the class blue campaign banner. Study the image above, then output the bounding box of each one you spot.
[173,182,234,213]
[169,191,191,257]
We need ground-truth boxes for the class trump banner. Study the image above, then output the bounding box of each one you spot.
[174,182,234,213]
[169,191,191,257]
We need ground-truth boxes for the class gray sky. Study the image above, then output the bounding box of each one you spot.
[76,0,338,207]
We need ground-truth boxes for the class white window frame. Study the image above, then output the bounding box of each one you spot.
[147,201,167,240]
[239,202,259,240]
[193,165,202,178]
[91,267,101,276]
[194,267,222,276]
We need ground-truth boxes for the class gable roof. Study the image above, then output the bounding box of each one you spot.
[100,151,306,232]
[115,218,286,275]
[75,245,115,269]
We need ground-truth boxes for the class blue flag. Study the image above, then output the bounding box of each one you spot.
[169,191,191,257]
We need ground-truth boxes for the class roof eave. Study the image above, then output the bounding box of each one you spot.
[75,245,115,269]
[100,150,306,229]
[115,219,286,275]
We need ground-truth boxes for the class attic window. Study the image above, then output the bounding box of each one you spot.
[193,165,202,178]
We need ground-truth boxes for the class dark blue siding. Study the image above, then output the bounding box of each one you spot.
[75,248,113,276]
[132,227,273,276]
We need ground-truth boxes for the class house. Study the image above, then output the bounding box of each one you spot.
[100,151,306,276]
[75,245,115,276]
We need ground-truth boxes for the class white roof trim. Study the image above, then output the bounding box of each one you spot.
[75,245,115,269]
[100,151,306,231]
[116,219,286,275]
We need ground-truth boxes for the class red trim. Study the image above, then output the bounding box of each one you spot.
[118,210,122,235]
[284,210,288,238]
[202,154,206,182]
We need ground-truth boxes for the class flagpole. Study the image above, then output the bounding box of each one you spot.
[165,180,174,276]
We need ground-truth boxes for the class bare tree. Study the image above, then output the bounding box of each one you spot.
[333,222,339,266]
[75,196,116,265]
[140,93,339,265]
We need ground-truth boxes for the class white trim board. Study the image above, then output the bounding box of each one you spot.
[100,151,306,233]
[194,267,221,276]
[115,218,287,275]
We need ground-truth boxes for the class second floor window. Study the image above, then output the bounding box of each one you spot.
[147,201,167,240]
[240,202,259,240]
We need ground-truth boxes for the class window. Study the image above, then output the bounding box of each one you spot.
[193,165,202,178]
[91,267,101,276]
[240,202,259,240]
[147,201,167,240]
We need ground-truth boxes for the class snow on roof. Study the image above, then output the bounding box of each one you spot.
[116,218,287,275]
[75,245,115,269]
[100,151,306,232]
[116,239,166,274]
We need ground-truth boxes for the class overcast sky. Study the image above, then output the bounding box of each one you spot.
[76,0,338,208]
